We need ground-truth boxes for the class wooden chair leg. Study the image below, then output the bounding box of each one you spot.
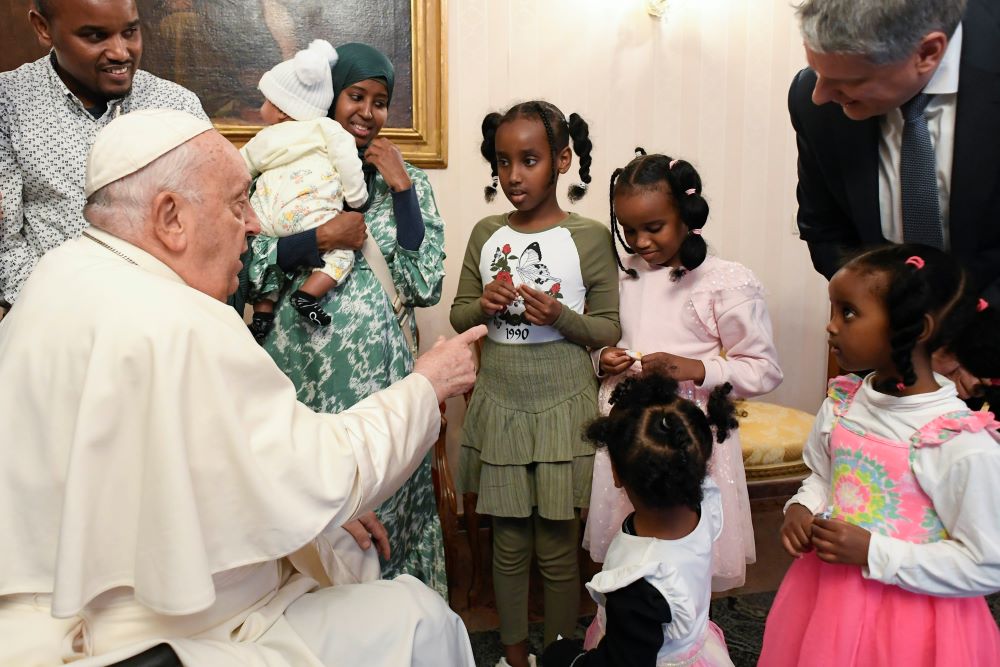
[431,407,462,607]
[463,491,488,609]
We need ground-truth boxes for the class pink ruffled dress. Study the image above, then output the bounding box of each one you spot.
[583,255,782,592]
[759,376,1000,667]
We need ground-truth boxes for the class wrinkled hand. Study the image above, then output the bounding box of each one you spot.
[640,352,706,384]
[316,211,367,252]
[342,511,390,560]
[811,517,871,566]
[932,348,987,399]
[518,285,562,326]
[780,503,815,558]
[600,347,635,376]
[480,277,518,316]
[414,325,488,402]
[364,137,411,192]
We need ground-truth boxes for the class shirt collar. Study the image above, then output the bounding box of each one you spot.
[45,50,128,115]
[924,23,962,96]
[84,226,187,286]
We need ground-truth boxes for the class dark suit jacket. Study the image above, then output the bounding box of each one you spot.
[789,0,1000,301]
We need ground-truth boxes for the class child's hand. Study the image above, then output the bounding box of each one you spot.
[811,517,872,566]
[518,285,562,326]
[780,503,815,558]
[480,278,518,315]
[600,347,635,375]
[639,352,706,384]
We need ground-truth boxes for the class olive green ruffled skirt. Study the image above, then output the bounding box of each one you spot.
[459,338,598,520]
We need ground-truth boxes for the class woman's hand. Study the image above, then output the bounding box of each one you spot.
[640,352,706,384]
[600,347,635,376]
[364,137,411,192]
[316,212,367,252]
[518,285,563,326]
[811,517,872,566]
[932,348,987,399]
[480,278,518,316]
[780,503,815,558]
[342,511,390,560]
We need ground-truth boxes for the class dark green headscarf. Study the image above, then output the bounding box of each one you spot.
[330,42,395,110]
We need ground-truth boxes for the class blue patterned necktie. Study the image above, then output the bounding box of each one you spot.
[899,93,944,248]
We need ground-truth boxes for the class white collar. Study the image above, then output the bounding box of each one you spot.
[83,226,187,287]
[924,23,962,96]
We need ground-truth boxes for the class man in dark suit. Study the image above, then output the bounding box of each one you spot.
[789,0,1000,303]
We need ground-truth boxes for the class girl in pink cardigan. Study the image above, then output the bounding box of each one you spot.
[584,149,783,592]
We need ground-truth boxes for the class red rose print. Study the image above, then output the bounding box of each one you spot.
[496,270,512,284]
[551,283,561,294]
[502,243,511,254]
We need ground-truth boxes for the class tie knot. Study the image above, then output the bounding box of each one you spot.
[902,93,933,122]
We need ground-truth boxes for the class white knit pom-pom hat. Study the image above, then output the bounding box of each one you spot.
[258,39,339,121]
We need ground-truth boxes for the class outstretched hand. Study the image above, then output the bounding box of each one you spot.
[414,325,487,402]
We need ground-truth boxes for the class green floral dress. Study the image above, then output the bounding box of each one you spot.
[247,163,448,597]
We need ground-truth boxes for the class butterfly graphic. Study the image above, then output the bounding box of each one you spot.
[516,241,560,287]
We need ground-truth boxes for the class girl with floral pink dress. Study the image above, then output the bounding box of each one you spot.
[584,149,783,592]
[760,244,1000,666]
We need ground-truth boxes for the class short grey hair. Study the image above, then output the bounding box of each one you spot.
[796,0,966,64]
[84,139,207,237]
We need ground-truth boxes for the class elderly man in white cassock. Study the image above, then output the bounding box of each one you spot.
[0,109,485,667]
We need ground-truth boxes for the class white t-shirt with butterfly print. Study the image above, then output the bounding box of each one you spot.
[478,224,587,344]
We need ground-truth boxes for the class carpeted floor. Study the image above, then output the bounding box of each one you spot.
[468,592,1000,666]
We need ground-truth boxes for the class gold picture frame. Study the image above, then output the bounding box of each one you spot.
[214,0,448,168]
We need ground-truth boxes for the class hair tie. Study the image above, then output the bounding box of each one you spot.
[977,298,989,312]
[985,378,1000,387]
[685,188,696,196]
[669,159,679,169]
[575,182,589,192]
[896,381,906,391]
[904,256,925,269]
[691,229,702,236]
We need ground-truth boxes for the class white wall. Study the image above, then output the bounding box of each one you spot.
[415,0,832,459]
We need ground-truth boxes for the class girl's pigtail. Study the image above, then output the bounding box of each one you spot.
[669,159,710,280]
[567,112,593,202]
[705,382,739,443]
[884,266,930,391]
[480,112,502,202]
[609,167,638,278]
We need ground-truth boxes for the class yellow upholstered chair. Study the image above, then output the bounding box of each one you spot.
[737,400,813,482]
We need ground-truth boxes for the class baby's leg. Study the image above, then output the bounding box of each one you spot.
[299,272,338,299]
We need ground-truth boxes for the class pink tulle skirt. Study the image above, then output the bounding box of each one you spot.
[583,375,755,592]
[759,553,1000,667]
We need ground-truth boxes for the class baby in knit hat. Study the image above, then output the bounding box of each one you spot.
[242,39,368,340]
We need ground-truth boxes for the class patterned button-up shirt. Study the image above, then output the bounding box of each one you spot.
[0,54,208,305]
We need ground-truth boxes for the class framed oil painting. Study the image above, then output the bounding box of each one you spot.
[0,0,447,167]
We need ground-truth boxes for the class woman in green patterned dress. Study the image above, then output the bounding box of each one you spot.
[246,43,448,597]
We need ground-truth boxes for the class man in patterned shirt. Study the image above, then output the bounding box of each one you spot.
[0,0,206,319]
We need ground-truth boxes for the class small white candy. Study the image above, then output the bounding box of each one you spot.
[625,349,643,360]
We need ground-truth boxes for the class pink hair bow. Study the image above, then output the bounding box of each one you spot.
[684,188,696,196]
[977,298,989,312]
[904,256,925,269]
